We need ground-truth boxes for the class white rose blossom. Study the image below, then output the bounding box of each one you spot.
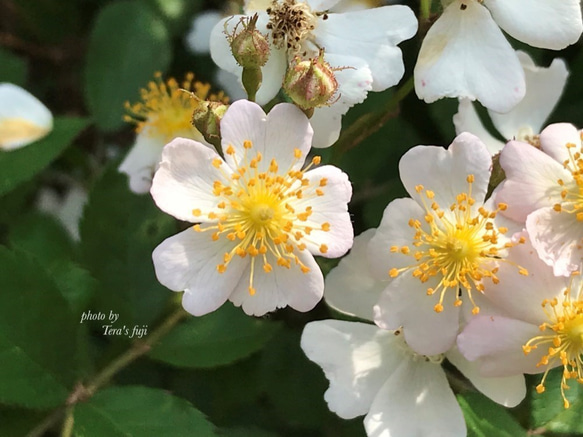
[453,51,569,155]
[302,230,525,437]
[415,0,582,113]
[151,100,353,316]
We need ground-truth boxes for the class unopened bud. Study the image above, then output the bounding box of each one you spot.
[283,50,338,112]
[192,100,229,149]
[229,14,270,69]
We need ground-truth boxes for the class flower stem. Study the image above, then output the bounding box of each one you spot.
[331,76,414,163]
[26,308,188,437]
[420,0,432,21]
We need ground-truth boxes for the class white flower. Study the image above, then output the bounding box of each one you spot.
[119,73,224,194]
[367,133,528,355]
[458,234,583,409]
[151,100,353,316]
[415,0,582,113]
[0,83,53,150]
[301,231,525,437]
[453,51,569,155]
[209,0,417,147]
[496,123,583,277]
[37,184,88,241]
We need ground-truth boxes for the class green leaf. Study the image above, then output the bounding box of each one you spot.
[0,48,27,86]
[73,386,217,436]
[0,247,80,408]
[84,0,171,131]
[79,164,175,327]
[458,392,527,437]
[0,117,89,196]
[0,407,44,437]
[150,303,281,368]
[147,0,204,36]
[49,261,97,315]
[530,368,583,433]
[219,427,279,437]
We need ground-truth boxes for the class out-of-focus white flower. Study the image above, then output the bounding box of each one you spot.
[0,83,53,150]
[209,0,417,147]
[497,123,583,277]
[458,233,583,409]
[367,134,528,355]
[415,0,582,113]
[119,73,227,194]
[302,231,525,437]
[37,184,88,241]
[151,100,353,316]
[453,52,569,155]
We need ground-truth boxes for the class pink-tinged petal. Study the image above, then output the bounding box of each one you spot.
[150,138,230,222]
[374,274,460,356]
[315,6,417,91]
[446,347,526,407]
[414,1,525,113]
[293,165,353,258]
[497,141,570,222]
[399,134,491,211]
[325,229,385,321]
[453,99,505,155]
[539,123,581,164]
[367,198,426,280]
[229,250,324,315]
[153,227,247,316]
[364,358,466,437]
[484,0,583,50]
[527,206,583,277]
[119,130,164,194]
[301,320,403,419]
[480,233,569,324]
[457,315,546,376]
[489,53,569,139]
[221,100,313,173]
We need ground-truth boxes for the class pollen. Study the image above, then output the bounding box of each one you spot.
[266,0,318,53]
[192,139,327,297]
[389,175,527,314]
[523,280,583,409]
[0,117,51,148]
[554,140,583,218]
[124,72,228,142]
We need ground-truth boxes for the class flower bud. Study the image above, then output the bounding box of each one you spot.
[283,51,338,111]
[191,100,229,149]
[229,14,270,69]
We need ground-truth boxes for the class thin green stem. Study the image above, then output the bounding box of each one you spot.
[60,407,74,437]
[331,76,414,163]
[420,0,433,22]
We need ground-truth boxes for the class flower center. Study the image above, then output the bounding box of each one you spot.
[0,117,50,148]
[523,281,583,408]
[266,0,319,53]
[193,140,330,295]
[553,136,583,220]
[389,175,528,314]
[393,328,445,364]
[124,72,227,142]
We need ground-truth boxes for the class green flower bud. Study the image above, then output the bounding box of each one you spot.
[229,14,270,69]
[191,100,229,149]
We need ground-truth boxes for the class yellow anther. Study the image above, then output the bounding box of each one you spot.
[243,140,253,149]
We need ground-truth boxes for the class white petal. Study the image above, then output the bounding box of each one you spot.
[325,229,384,321]
[484,0,583,50]
[539,122,581,164]
[310,105,343,148]
[453,99,506,155]
[364,358,466,437]
[301,320,404,419]
[220,100,313,173]
[307,0,343,11]
[446,347,526,407]
[293,165,353,258]
[185,10,224,54]
[367,197,426,280]
[229,249,324,315]
[374,274,461,356]
[315,5,417,91]
[119,131,164,194]
[150,138,230,222]
[414,1,525,113]
[152,227,247,316]
[215,69,247,102]
[0,83,53,150]
[399,134,491,212]
[527,206,583,277]
[497,140,569,222]
[489,53,569,139]
[325,53,373,107]
[457,315,547,376]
